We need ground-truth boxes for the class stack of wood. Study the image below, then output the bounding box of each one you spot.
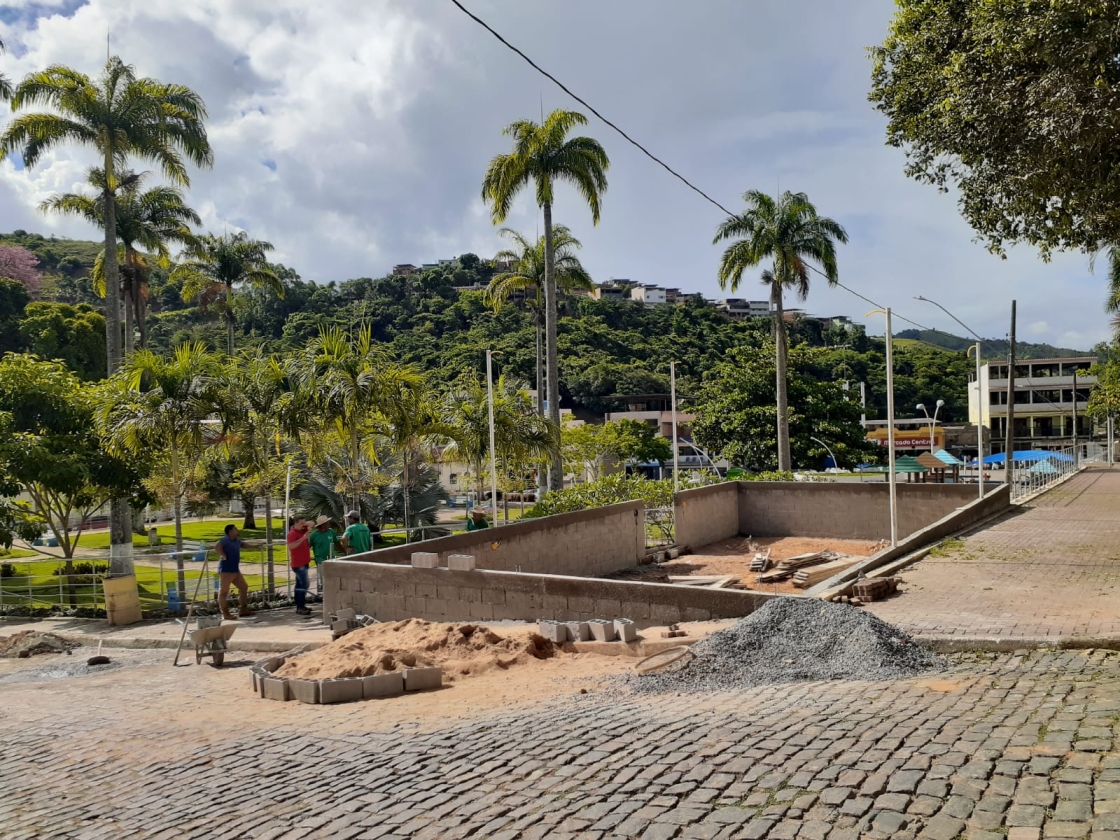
[792,557,860,588]
[749,549,771,572]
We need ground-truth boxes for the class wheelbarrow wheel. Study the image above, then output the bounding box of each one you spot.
[212,651,225,667]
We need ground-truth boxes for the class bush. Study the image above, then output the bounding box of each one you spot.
[51,562,108,577]
[0,563,15,578]
[526,473,676,519]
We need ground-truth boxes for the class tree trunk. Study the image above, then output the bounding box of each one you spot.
[264,493,275,595]
[173,450,186,610]
[241,492,257,530]
[542,202,563,492]
[402,449,411,544]
[131,506,146,537]
[134,270,149,350]
[771,282,792,473]
[122,267,135,356]
[103,157,134,577]
[350,426,361,512]
[226,310,236,358]
[535,297,547,499]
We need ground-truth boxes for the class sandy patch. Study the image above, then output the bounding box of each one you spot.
[0,631,79,658]
[275,619,560,682]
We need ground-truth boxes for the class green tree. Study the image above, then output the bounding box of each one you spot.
[561,422,618,483]
[0,38,10,102]
[18,302,107,380]
[1087,358,1120,427]
[869,0,1120,257]
[98,343,222,601]
[379,384,452,541]
[174,232,282,357]
[0,56,211,576]
[0,355,141,610]
[482,109,609,491]
[611,418,673,466]
[713,190,848,473]
[691,344,874,472]
[42,168,200,352]
[0,278,30,355]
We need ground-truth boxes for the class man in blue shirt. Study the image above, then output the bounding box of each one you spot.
[217,523,256,620]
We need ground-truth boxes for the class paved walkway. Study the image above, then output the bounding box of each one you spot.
[869,468,1120,642]
[5,645,1120,839]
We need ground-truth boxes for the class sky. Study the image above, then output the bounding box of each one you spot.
[0,0,1110,349]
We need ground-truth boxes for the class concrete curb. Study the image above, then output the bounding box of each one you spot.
[917,635,1120,653]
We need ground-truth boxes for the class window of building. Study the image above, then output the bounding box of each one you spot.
[1013,390,1031,405]
[1033,389,1061,406]
[990,391,1007,405]
[1033,416,1054,437]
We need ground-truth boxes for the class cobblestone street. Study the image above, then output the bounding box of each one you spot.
[6,647,1120,838]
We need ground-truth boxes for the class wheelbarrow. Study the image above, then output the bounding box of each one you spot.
[189,615,236,666]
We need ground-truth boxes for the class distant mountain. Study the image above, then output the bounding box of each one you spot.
[895,329,1094,361]
[0,230,101,304]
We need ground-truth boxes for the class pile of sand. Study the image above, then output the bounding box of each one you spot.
[275,619,558,683]
[0,631,78,658]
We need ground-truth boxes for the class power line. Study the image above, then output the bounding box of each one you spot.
[448,0,981,352]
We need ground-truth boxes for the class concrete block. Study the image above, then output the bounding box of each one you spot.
[564,621,591,642]
[447,554,476,571]
[481,588,506,605]
[403,666,442,692]
[615,618,638,643]
[319,677,365,704]
[333,608,356,621]
[363,671,404,698]
[568,596,594,614]
[538,620,568,643]
[289,678,321,705]
[589,619,617,642]
[468,601,494,620]
[332,618,359,633]
[261,677,290,701]
[411,552,440,569]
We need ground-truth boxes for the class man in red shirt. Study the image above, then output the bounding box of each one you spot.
[287,516,313,616]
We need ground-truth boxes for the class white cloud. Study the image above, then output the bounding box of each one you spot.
[0,0,1111,348]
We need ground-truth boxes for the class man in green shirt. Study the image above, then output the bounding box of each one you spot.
[308,515,341,592]
[341,510,372,555]
[466,508,490,531]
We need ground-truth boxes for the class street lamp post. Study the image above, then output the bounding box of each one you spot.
[916,399,945,453]
[915,296,988,499]
[866,308,898,547]
[486,349,499,527]
[810,436,838,472]
[670,361,679,494]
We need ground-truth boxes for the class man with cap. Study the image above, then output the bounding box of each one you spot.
[340,510,372,555]
[308,514,341,592]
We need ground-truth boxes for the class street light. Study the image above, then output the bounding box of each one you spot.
[810,436,838,472]
[866,308,898,547]
[670,361,679,493]
[916,400,944,453]
[486,349,500,526]
[914,296,987,499]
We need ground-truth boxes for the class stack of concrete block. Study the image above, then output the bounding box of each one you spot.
[251,650,442,705]
[538,617,639,644]
[411,551,440,569]
[447,554,477,571]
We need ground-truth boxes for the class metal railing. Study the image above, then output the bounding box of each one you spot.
[1010,443,1105,503]
[645,506,675,548]
[0,571,105,612]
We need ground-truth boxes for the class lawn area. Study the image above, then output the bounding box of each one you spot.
[444,507,531,523]
[0,548,38,559]
[74,517,290,550]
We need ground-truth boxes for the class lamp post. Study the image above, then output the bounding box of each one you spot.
[916,400,944,453]
[915,296,987,499]
[486,349,499,527]
[810,436,838,472]
[670,361,679,493]
[866,308,898,547]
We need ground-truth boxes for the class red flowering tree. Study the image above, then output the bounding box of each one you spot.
[0,244,42,297]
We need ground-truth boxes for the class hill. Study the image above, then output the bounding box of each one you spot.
[895,329,1093,361]
[0,230,101,304]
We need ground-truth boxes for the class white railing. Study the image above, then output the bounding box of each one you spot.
[0,571,105,612]
[1010,443,1105,503]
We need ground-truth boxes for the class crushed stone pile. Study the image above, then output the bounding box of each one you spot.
[0,631,79,659]
[275,619,557,683]
[633,597,942,693]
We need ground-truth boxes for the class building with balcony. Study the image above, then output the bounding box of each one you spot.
[630,285,667,307]
[969,356,1098,453]
[715,299,770,320]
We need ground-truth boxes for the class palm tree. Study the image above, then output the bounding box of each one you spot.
[482,109,609,491]
[174,232,282,357]
[444,375,557,510]
[486,226,593,439]
[97,343,222,602]
[41,168,200,352]
[713,190,848,472]
[0,56,212,576]
[294,325,421,512]
[0,39,12,102]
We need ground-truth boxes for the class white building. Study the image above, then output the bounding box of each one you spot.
[715,299,771,320]
[630,285,667,307]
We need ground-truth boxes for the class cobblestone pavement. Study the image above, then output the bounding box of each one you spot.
[8,648,1120,838]
[869,468,1120,640]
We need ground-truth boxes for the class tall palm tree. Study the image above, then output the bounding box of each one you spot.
[482,109,609,491]
[0,39,12,102]
[294,325,421,512]
[174,231,282,357]
[41,168,200,352]
[713,190,848,472]
[0,56,212,576]
[97,343,222,602]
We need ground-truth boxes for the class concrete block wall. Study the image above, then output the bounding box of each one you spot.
[324,562,778,629]
[348,501,644,577]
[737,482,983,541]
[674,482,739,549]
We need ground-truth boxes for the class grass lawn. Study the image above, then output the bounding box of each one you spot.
[74,518,290,550]
[0,548,38,559]
[445,508,531,523]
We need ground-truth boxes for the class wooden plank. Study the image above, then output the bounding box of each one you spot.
[706,575,739,589]
[668,575,725,583]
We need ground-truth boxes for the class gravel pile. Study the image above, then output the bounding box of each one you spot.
[632,597,942,693]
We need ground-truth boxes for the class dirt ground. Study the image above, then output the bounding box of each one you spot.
[616,536,880,595]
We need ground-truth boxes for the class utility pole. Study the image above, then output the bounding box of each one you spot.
[1005,300,1017,485]
[1072,368,1079,467]
[859,381,867,427]
[670,361,680,494]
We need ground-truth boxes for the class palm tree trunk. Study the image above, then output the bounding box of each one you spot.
[242,492,257,530]
[225,281,235,357]
[135,273,149,350]
[402,448,411,544]
[172,448,186,609]
[535,297,547,499]
[264,493,275,595]
[542,202,563,492]
[771,283,792,473]
[122,268,134,356]
[103,158,134,578]
[350,426,361,512]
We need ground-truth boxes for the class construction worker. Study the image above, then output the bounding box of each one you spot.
[216,524,256,620]
[308,515,341,593]
[466,508,490,531]
[287,515,313,616]
[340,510,372,555]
